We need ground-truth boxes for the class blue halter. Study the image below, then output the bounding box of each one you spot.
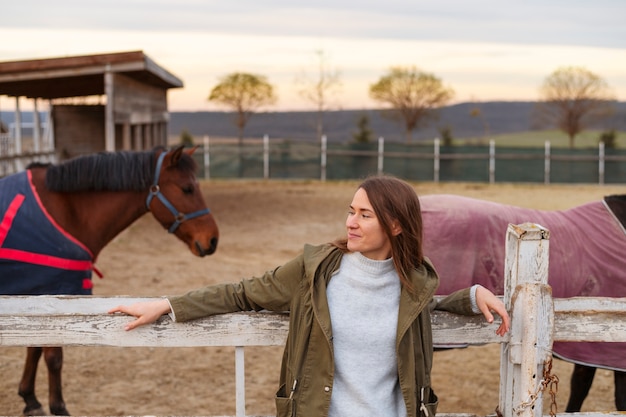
[145,150,210,233]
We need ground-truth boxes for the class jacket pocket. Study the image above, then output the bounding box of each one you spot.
[419,386,438,417]
[275,383,295,417]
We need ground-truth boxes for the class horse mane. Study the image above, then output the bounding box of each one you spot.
[44,147,198,192]
[604,194,626,230]
[44,150,156,192]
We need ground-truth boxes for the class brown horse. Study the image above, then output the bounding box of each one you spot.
[421,193,626,412]
[0,145,219,415]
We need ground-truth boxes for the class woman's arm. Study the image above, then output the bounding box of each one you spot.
[435,285,510,337]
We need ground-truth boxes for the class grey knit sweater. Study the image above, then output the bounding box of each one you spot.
[326,252,406,417]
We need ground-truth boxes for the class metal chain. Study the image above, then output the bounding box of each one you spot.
[544,360,560,417]
[512,359,560,416]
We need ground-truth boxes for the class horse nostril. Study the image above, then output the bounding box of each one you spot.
[195,238,218,257]
[208,237,217,255]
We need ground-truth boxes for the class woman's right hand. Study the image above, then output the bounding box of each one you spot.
[108,299,172,331]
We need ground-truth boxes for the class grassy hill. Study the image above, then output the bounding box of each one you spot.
[169,101,626,147]
[3,101,625,148]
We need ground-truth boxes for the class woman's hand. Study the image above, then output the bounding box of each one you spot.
[108,299,172,331]
[475,286,510,337]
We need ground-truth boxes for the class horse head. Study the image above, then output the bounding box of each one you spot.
[146,146,219,256]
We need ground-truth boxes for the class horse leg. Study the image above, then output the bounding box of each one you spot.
[44,347,70,416]
[18,347,46,416]
[614,370,626,411]
[565,363,596,412]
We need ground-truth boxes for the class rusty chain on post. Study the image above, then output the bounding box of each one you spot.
[495,358,559,417]
[544,359,560,417]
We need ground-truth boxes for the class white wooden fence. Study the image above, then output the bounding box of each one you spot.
[1,223,626,417]
[200,135,626,185]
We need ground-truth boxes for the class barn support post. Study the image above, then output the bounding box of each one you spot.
[33,98,40,153]
[44,100,55,156]
[133,124,142,151]
[13,96,23,172]
[104,65,115,152]
[122,122,132,150]
[499,223,553,417]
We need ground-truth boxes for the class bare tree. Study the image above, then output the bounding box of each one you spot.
[208,72,277,144]
[470,105,490,140]
[536,66,615,148]
[295,50,342,141]
[369,66,454,143]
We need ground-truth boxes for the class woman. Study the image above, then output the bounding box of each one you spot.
[109,175,509,417]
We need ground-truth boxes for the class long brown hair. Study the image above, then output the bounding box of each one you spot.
[333,175,424,291]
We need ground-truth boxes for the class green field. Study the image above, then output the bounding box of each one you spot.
[455,129,626,149]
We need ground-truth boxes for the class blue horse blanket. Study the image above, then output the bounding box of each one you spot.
[0,170,94,295]
[420,194,626,372]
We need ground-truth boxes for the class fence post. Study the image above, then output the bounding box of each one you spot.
[377,136,384,175]
[489,140,495,184]
[434,138,440,183]
[598,141,605,185]
[320,135,327,182]
[544,141,550,185]
[203,135,210,179]
[235,346,246,417]
[499,223,553,417]
[263,134,270,179]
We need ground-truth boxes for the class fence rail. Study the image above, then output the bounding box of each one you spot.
[1,223,625,417]
[1,135,625,183]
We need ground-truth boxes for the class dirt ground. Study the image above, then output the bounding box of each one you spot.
[1,179,624,416]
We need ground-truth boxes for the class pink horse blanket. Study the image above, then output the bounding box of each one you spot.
[421,194,626,371]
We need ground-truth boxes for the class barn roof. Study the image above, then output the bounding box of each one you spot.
[0,50,183,99]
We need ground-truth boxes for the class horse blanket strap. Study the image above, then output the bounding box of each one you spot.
[145,150,210,233]
[0,170,95,295]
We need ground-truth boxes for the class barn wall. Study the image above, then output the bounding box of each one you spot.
[112,73,169,149]
[112,73,168,120]
[52,104,105,159]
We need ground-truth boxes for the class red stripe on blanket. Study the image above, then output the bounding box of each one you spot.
[27,170,94,258]
[0,194,26,247]
[0,248,93,271]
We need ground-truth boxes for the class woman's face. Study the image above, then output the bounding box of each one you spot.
[346,187,392,260]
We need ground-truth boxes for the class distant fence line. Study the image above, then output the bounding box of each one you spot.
[197,135,626,184]
[1,134,625,183]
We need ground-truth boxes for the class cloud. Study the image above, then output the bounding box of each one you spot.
[1,1,625,110]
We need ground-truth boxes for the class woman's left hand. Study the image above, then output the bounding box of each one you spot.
[475,286,510,336]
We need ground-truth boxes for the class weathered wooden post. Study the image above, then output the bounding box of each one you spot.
[499,223,554,417]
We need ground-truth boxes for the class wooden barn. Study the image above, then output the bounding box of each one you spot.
[0,50,182,167]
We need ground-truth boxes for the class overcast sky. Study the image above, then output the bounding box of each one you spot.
[2,0,625,111]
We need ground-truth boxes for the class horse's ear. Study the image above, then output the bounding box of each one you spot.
[185,145,199,156]
[169,145,185,166]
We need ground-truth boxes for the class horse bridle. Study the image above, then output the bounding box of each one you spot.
[145,150,210,233]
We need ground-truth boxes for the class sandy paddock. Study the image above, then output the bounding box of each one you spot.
[1,179,624,416]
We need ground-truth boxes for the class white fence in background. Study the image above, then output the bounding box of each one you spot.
[200,135,624,185]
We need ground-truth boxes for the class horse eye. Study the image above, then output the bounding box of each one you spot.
[182,186,194,195]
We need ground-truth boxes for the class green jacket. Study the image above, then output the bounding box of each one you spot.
[169,243,475,417]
